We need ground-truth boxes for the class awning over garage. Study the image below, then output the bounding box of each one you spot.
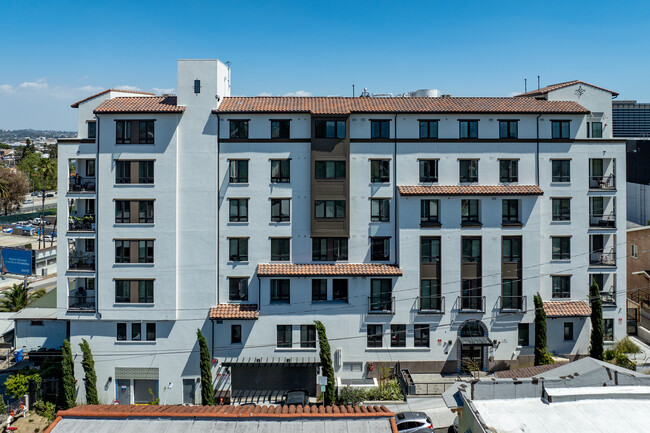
[458,336,493,346]
[222,356,321,367]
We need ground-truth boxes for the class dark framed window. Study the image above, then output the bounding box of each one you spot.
[502,237,521,263]
[391,324,406,348]
[315,161,346,179]
[315,120,345,138]
[271,159,290,183]
[459,159,478,183]
[85,160,96,178]
[552,120,570,139]
[589,121,603,139]
[229,277,248,301]
[231,325,241,344]
[420,237,440,263]
[229,120,249,139]
[420,199,439,224]
[312,279,327,301]
[139,120,155,144]
[371,120,390,139]
[462,278,482,310]
[315,200,345,218]
[462,237,481,263]
[367,324,383,348]
[138,201,154,223]
[414,324,430,347]
[563,322,573,341]
[552,237,571,260]
[137,240,154,263]
[229,160,249,183]
[115,280,130,303]
[312,238,348,261]
[552,275,571,298]
[139,161,154,184]
[271,199,290,222]
[459,120,478,139]
[138,280,154,303]
[271,238,290,261]
[419,159,438,183]
[229,238,248,261]
[419,120,438,139]
[502,279,521,309]
[229,199,248,222]
[277,325,292,348]
[371,160,390,183]
[300,325,316,348]
[116,120,131,144]
[551,160,570,182]
[518,324,529,346]
[115,240,131,263]
[117,323,127,341]
[604,318,614,341]
[194,79,201,93]
[421,280,441,310]
[499,160,518,183]
[371,237,390,261]
[461,199,480,224]
[270,279,290,303]
[146,323,156,341]
[333,279,348,301]
[502,199,519,223]
[116,161,131,184]
[370,279,392,312]
[132,323,142,341]
[115,200,130,223]
[271,120,290,139]
[87,121,96,139]
[370,198,390,222]
[499,120,518,139]
[552,198,571,221]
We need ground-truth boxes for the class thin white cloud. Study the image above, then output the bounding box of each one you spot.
[0,84,14,93]
[152,87,175,94]
[507,91,520,97]
[114,85,142,92]
[283,90,311,97]
[74,85,104,93]
[19,78,48,90]
[257,92,273,97]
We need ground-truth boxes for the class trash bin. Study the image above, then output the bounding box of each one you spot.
[14,349,23,363]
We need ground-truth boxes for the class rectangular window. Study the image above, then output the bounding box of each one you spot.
[139,120,155,144]
[370,279,392,312]
[461,199,480,224]
[552,237,571,260]
[419,120,438,139]
[270,279,290,303]
[312,238,348,261]
[138,280,154,303]
[136,240,154,263]
[632,244,638,259]
[499,160,518,183]
[132,323,141,341]
[300,325,316,348]
[391,324,406,348]
[229,238,248,261]
[518,324,529,346]
[312,279,327,301]
[146,323,156,341]
[139,161,154,184]
[86,159,96,177]
[271,159,290,183]
[115,280,130,303]
[229,199,248,222]
[420,280,441,311]
[367,324,382,348]
[116,120,131,144]
[117,323,127,341]
[462,237,481,263]
[459,159,478,183]
[552,276,571,298]
[420,237,441,263]
[271,199,290,222]
[342,362,363,372]
[271,238,290,261]
[87,121,96,139]
[371,120,390,139]
[502,199,519,223]
[502,237,522,263]
[138,201,154,223]
[115,240,131,263]
[229,277,248,301]
[564,322,574,341]
[277,325,292,348]
[115,200,130,223]
[502,279,521,309]
[591,121,603,138]
[116,161,131,184]
[115,280,154,303]
[229,120,249,139]
[194,79,201,93]
[371,159,390,183]
[315,161,346,179]
[370,198,390,222]
[551,160,570,182]
[414,324,430,347]
[552,120,570,139]
[552,198,571,221]
[419,159,438,183]
[371,237,390,261]
[231,325,241,344]
[271,120,290,139]
[315,120,345,138]
[314,200,346,218]
[459,120,478,139]
[420,199,440,224]
[229,160,249,183]
[333,279,348,301]
[603,318,614,341]
[499,120,518,139]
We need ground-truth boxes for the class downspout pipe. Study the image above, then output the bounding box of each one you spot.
[536,114,541,186]
[95,114,101,319]
[394,113,399,266]
[216,114,220,305]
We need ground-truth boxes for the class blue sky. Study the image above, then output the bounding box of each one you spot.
[1,0,648,130]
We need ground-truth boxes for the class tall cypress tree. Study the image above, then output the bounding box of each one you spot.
[197,329,215,405]
[589,281,604,360]
[314,320,335,405]
[62,339,76,408]
[79,339,98,404]
[534,294,553,366]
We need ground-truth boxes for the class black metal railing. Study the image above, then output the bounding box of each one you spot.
[69,253,96,270]
[68,215,95,231]
[368,296,395,314]
[589,213,616,228]
[600,290,616,306]
[458,296,485,312]
[499,295,526,312]
[589,174,615,190]
[417,296,445,313]
[69,176,96,192]
[589,250,616,266]
[68,295,96,312]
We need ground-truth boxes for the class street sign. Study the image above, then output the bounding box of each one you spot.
[320,385,326,392]
[317,376,328,386]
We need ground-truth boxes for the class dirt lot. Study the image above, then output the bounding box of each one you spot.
[7,412,52,433]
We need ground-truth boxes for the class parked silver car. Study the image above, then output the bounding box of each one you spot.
[394,411,434,432]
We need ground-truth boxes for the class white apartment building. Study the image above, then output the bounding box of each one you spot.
[57,62,626,405]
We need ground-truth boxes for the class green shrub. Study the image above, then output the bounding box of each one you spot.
[614,337,641,354]
[148,388,160,405]
[603,348,616,361]
[337,380,404,405]
[338,386,365,405]
[33,400,56,421]
[4,374,30,400]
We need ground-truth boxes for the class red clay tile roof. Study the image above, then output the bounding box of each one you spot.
[398,184,544,196]
[494,362,566,379]
[543,300,592,317]
[94,96,185,114]
[517,80,618,97]
[71,89,156,108]
[215,96,589,115]
[257,263,402,277]
[209,304,259,320]
[54,404,394,419]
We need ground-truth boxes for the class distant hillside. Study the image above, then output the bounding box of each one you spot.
[0,129,76,142]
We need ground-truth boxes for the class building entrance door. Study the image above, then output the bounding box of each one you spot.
[116,379,131,405]
[460,345,483,372]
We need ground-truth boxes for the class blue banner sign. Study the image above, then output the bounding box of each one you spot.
[1,248,33,275]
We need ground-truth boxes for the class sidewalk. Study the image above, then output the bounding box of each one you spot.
[0,273,57,290]
[629,335,650,373]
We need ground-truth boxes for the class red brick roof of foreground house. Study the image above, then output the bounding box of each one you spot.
[209,303,259,320]
[493,363,566,379]
[543,300,592,317]
[71,89,156,107]
[516,80,619,97]
[94,96,185,114]
[214,96,589,115]
[257,263,403,277]
[398,184,544,196]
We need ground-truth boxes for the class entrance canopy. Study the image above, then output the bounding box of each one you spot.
[222,356,320,367]
[458,336,493,346]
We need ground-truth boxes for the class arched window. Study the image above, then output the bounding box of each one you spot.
[460,321,484,337]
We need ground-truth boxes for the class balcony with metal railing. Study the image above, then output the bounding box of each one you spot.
[589,158,616,190]
[368,296,395,314]
[417,296,445,314]
[68,215,95,232]
[589,250,616,267]
[589,212,616,228]
[68,294,96,312]
[498,295,526,312]
[68,175,96,193]
[69,253,95,271]
[457,295,485,313]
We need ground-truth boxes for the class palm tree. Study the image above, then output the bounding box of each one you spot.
[0,282,45,312]
[35,158,57,249]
